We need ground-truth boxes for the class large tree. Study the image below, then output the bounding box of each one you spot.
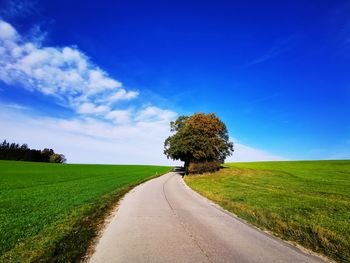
[164,113,234,173]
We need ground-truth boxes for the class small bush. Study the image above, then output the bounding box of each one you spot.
[188,161,221,174]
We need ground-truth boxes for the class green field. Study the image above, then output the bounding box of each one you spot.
[0,160,170,262]
[185,160,350,262]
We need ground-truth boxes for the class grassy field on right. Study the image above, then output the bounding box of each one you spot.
[185,160,350,262]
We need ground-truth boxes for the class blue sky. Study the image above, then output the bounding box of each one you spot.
[0,0,349,164]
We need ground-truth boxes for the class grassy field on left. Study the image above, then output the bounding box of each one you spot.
[0,160,170,262]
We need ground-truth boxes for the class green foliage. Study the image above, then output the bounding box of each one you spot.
[164,113,233,172]
[188,161,221,174]
[49,153,66,163]
[0,140,65,163]
[0,160,170,262]
[185,160,350,262]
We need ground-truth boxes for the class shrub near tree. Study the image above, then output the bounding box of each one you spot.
[49,153,67,163]
[188,161,221,174]
[164,113,234,174]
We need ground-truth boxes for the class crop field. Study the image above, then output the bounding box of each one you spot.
[0,160,170,262]
[185,160,350,262]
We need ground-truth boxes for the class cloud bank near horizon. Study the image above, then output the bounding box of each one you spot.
[0,104,287,165]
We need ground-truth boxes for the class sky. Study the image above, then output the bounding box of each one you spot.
[0,0,349,165]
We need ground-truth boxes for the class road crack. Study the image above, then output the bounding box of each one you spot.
[162,173,213,263]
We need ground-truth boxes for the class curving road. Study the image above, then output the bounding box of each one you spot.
[89,172,325,263]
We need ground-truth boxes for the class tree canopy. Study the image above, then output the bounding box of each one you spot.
[164,113,233,172]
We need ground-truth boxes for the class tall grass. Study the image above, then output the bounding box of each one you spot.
[185,160,350,262]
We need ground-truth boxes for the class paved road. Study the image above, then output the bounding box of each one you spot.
[89,172,325,263]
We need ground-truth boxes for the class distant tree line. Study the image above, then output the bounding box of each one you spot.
[0,140,66,163]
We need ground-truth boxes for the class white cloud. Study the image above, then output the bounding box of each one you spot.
[78,103,110,114]
[0,106,178,165]
[86,69,121,95]
[0,104,288,164]
[107,89,139,102]
[136,106,177,122]
[227,143,288,162]
[0,19,139,122]
[0,20,18,40]
[0,102,29,110]
[105,110,131,124]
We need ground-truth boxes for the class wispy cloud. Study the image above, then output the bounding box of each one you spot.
[227,142,287,162]
[0,102,30,111]
[0,19,143,123]
[245,35,299,67]
[136,106,177,122]
[106,89,139,103]
[0,0,38,19]
[105,110,131,124]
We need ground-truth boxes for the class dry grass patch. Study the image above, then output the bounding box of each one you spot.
[185,160,350,262]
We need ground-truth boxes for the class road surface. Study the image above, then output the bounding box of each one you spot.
[89,172,325,263]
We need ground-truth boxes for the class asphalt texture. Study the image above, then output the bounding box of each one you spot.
[89,172,326,263]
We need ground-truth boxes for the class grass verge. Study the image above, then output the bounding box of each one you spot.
[185,160,350,262]
[0,160,170,262]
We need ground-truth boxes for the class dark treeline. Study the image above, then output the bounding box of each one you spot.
[0,140,66,163]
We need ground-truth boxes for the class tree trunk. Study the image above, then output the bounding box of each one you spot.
[184,160,189,175]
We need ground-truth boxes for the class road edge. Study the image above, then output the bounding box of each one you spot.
[83,170,172,262]
[181,176,334,263]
